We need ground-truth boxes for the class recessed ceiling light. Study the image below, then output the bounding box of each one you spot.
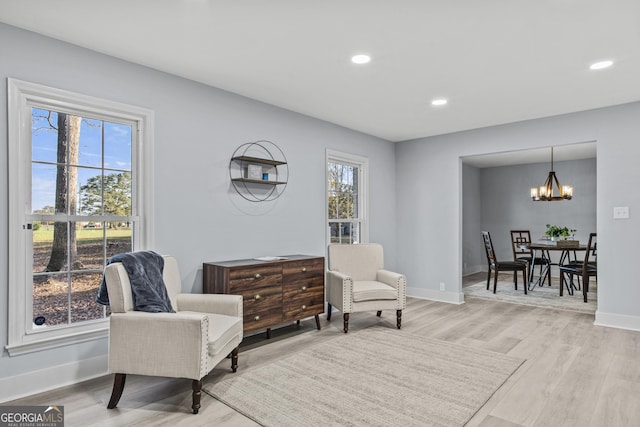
[431,99,448,106]
[351,54,371,65]
[590,60,613,70]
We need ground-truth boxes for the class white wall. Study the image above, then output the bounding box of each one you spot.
[0,23,397,400]
[396,103,640,331]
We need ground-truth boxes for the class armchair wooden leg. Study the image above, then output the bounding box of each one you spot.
[343,313,349,333]
[231,347,239,373]
[107,373,126,409]
[396,310,402,329]
[192,380,201,414]
[376,310,382,317]
[327,303,332,321]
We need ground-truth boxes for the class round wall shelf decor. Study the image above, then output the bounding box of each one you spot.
[229,140,289,202]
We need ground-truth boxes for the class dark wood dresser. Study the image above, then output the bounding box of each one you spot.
[203,255,324,337]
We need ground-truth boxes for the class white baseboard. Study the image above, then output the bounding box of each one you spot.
[463,265,484,276]
[594,310,640,332]
[0,355,108,403]
[407,287,465,305]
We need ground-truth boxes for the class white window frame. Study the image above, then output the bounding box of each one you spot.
[6,78,155,356]
[326,149,369,245]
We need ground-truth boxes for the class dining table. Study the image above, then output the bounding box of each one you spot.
[523,241,587,292]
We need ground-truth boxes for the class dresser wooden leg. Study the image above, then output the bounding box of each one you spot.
[296,319,301,328]
[266,328,271,339]
[343,313,349,333]
[314,314,321,330]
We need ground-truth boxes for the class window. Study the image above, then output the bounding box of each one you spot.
[326,150,368,245]
[7,79,154,355]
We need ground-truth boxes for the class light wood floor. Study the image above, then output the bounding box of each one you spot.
[7,293,640,426]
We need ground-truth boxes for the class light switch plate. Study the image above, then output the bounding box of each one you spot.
[613,206,629,219]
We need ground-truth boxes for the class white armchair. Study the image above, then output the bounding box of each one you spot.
[103,256,243,414]
[326,244,406,333]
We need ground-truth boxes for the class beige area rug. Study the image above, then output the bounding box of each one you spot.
[204,327,524,427]
[464,279,596,314]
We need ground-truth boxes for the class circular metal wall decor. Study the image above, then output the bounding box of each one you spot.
[229,140,289,202]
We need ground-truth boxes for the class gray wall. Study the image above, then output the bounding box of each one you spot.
[396,102,640,324]
[462,163,483,274]
[0,23,397,394]
[467,158,597,270]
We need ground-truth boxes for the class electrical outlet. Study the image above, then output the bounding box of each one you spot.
[613,206,629,219]
[439,282,445,291]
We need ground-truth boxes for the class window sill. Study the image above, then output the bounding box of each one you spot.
[6,321,109,356]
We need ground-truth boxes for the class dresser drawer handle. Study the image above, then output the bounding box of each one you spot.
[302,305,306,310]
[254,273,261,279]
[254,315,260,321]
[302,267,307,272]
[301,286,307,291]
[254,294,261,300]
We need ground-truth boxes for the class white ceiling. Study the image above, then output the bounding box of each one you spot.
[462,141,596,168]
[1,1,639,143]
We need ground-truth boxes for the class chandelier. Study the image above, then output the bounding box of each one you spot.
[530,147,573,201]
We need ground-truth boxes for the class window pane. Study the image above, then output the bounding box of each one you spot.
[104,122,132,171]
[103,172,132,215]
[31,108,59,164]
[33,273,69,327]
[78,168,103,215]
[31,163,59,214]
[33,221,71,273]
[78,118,103,168]
[74,223,105,270]
[106,222,132,259]
[328,191,338,219]
[330,223,340,243]
[70,272,106,323]
[337,193,354,219]
[33,222,54,273]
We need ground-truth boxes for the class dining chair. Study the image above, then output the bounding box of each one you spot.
[482,231,528,294]
[510,230,551,286]
[559,233,597,302]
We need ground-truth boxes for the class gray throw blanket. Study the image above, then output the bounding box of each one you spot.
[96,251,175,313]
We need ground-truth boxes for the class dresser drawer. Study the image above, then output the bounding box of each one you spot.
[283,294,324,321]
[241,285,282,311]
[283,276,324,299]
[282,258,324,283]
[229,265,282,292]
[244,310,283,333]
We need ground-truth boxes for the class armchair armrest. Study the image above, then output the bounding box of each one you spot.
[109,311,212,379]
[376,269,407,310]
[326,270,353,312]
[175,293,243,318]
[376,269,406,290]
